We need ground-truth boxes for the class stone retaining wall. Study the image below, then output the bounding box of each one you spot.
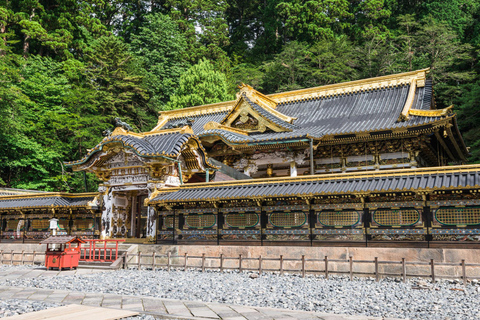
[134,245,480,278]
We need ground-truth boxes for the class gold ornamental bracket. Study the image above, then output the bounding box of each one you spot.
[397,69,430,121]
[236,83,279,110]
[408,105,454,118]
[221,97,295,133]
[203,121,249,136]
[94,169,112,182]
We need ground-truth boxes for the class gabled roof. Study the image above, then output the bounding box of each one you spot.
[150,69,465,157]
[148,164,480,204]
[65,126,206,167]
[217,84,297,133]
[0,193,98,211]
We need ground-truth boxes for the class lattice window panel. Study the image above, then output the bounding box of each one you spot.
[318,211,360,227]
[435,207,480,226]
[75,219,94,230]
[373,209,419,226]
[31,219,49,230]
[6,220,19,231]
[58,219,68,230]
[225,213,259,228]
[185,214,216,229]
[163,216,179,229]
[269,211,306,228]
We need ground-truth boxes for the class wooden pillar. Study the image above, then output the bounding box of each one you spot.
[217,209,223,245]
[260,208,267,246]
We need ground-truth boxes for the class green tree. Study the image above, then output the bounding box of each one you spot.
[261,41,311,93]
[131,13,189,110]
[307,36,358,86]
[276,0,352,42]
[85,35,152,130]
[154,0,230,69]
[167,58,231,109]
[414,16,474,107]
[457,81,480,163]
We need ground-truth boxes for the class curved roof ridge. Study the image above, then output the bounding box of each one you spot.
[152,68,430,125]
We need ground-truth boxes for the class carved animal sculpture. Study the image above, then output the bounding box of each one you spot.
[163,118,195,129]
[102,129,112,137]
[114,117,132,131]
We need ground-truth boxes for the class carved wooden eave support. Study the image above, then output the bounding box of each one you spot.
[147,163,167,179]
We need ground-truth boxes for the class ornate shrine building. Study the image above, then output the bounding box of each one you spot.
[2,68,480,247]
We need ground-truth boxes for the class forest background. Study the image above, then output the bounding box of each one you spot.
[0,0,479,192]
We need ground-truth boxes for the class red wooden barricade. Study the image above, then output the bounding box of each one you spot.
[80,239,125,262]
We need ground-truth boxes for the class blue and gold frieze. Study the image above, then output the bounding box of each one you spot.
[264,205,309,212]
[264,229,309,235]
[220,229,261,235]
[313,229,363,235]
[157,230,175,235]
[430,200,480,208]
[368,228,426,235]
[220,207,261,213]
[366,201,423,209]
[312,203,362,210]
[430,228,480,235]
[177,208,217,214]
[179,229,217,235]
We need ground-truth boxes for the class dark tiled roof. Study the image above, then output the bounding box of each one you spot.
[66,132,193,166]
[0,195,95,210]
[150,166,480,203]
[163,112,228,135]
[164,81,444,144]
[0,188,47,196]
[97,132,191,157]
[224,94,298,131]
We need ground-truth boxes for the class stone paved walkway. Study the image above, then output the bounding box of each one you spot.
[0,268,406,320]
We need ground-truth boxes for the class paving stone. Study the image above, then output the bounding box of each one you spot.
[62,292,85,304]
[163,301,194,317]
[28,290,54,301]
[11,289,38,299]
[188,307,221,319]
[142,298,167,313]
[44,291,69,304]
[122,297,144,311]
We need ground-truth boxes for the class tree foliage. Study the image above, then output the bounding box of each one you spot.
[1,0,480,190]
[167,59,231,109]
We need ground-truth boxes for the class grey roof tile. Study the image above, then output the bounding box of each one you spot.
[163,81,443,144]
[151,169,480,203]
[0,196,94,210]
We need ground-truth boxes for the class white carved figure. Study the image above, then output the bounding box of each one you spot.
[101,188,114,239]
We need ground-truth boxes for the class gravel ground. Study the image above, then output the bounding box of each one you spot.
[0,298,156,320]
[1,265,479,320]
[0,299,59,318]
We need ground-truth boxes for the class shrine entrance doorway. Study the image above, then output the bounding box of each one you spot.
[132,194,148,238]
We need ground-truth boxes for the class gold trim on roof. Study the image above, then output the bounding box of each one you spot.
[398,79,417,121]
[234,84,296,123]
[237,83,278,109]
[152,163,480,191]
[203,121,249,136]
[112,126,194,137]
[0,192,99,201]
[148,164,480,204]
[150,68,430,130]
[273,68,429,103]
[409,106,454,117]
